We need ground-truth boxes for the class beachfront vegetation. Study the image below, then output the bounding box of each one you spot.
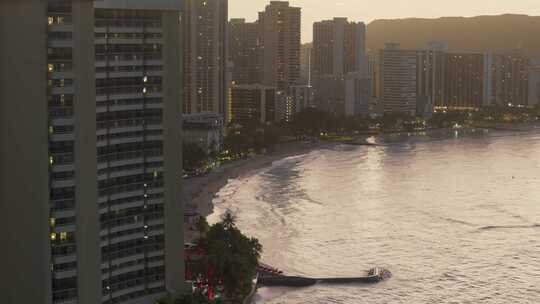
[223,119,284,158]
[183,105,540,172]
[183,142,209,172]
[156,294,224,304]
[188,213,262,302]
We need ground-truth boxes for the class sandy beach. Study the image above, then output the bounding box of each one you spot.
[183,141,336,240]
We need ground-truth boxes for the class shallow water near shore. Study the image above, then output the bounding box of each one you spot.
[209,128,540,303]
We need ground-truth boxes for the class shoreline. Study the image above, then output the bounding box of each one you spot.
[183,141,336,241]
[183,123,540,241]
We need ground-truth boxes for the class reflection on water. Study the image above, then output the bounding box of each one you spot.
[209,129,540,303]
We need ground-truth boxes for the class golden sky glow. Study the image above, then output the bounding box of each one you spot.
[229,0,540,42]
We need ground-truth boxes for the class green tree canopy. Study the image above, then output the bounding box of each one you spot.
[183,142,208,172]
[197,211,262,301]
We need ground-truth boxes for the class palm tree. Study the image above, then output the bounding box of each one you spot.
[221,210,236,231]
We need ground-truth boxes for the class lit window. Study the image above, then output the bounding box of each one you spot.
[48,17,54,25]
[60,232,67,241]
[50,218,56,226]
[50,233,57,241]
[48,64,54,72]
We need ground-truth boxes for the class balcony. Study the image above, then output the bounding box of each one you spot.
[53,268,77,280]
[108,232,145,246]
[107,253,145,266]
[109,189,144,202]
[53,253,76,265]
[110,263,145,278]
[50,86,75,95]
[97,149,162,166]
[51,208,76,220]
[111,282,145,299]
[51,178,75,189]
[50,117,74,126]
[48,24,73,33]
[111,169,145,181]
[52,288,77,304]
[48,40,73,48]
[97,119,162,134]
[50,133,75,142]
[53,224,76,233]
[50,153,74,166]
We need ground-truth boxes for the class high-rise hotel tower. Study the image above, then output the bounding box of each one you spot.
[182,0,228,117]
[0,1,185,304]
[258,1,301,91]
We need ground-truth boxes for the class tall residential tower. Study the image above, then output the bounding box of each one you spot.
[258,1,301,91]
[1,1,185,304]
[312,18,366,79]
[312,17,368,116]
[182,0,228,117]
[228,18,260,85]
[380,43,419,114]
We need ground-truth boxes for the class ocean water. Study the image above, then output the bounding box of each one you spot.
[209,128,540,303]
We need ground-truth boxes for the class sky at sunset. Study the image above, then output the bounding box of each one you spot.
[229,0,540,42]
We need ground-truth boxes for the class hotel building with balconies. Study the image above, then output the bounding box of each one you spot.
[0,1,184,304]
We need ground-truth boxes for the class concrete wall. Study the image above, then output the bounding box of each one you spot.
[0,1,52,304]
[72,2,101,304]
[162,10,187,296]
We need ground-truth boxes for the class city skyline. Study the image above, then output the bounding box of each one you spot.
[229,0,540,42]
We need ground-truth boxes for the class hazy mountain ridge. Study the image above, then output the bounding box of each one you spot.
[366,14,540,56]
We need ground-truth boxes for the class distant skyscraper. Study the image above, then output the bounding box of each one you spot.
[258,1,301,91]
[300,43,312,84]
[439,52,485,109]
[380,43,418,114]
[313,76,346,115]
[183,0,228,118]
[228,18,260,85]
[312,17,366,79]
[228,84,276,124]
[288,85,314,115]
[311,17,367,116]
[345,73,372,116]
[488,53,529,107]
[381,42,490,113]
[1,1,185,304]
